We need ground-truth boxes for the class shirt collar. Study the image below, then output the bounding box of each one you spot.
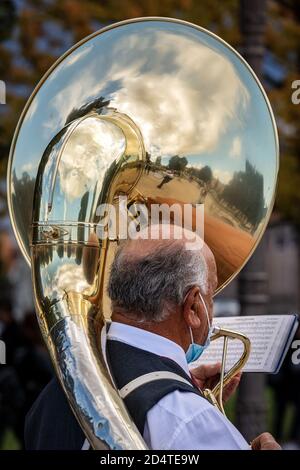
[106,321,191,376]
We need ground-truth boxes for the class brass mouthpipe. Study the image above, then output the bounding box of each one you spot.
[203,327,251,414]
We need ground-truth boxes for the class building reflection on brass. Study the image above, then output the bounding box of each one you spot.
[7,18,278,449]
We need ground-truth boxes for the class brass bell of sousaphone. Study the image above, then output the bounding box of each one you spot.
[7,18,279,449]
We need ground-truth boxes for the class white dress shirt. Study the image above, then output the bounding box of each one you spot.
[101,322,250,450]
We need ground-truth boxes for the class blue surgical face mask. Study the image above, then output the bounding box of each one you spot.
[185,293,213,364]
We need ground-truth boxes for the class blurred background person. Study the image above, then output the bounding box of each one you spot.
[0,230,52,448]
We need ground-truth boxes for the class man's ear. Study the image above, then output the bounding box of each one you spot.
[182,286,202,329]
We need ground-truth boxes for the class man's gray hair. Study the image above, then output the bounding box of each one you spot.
[107,241,208,323]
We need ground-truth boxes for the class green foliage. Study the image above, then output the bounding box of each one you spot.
[267,1,300,226]
[0,429,21,450]
[277,154,300,227]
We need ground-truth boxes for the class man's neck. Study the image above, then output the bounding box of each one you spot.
[111,310,188,352]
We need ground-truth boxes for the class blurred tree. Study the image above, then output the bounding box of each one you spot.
[266,0,300,227]
[193,165,213,183]
[0,0,16,172]
[222,160,265,229]
[168,155,188,172]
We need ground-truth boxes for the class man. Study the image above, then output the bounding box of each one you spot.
[25,225,281,450]
[101,225,280,450]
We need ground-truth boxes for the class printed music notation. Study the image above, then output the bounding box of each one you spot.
[191,315,298,373]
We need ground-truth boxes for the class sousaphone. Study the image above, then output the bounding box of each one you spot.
[7,17,279,449]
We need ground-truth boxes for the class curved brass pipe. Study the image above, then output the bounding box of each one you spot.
[30,110,147,449]
[203,327,251,415]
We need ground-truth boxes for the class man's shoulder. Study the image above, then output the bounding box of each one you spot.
[144,390,218,449]
[150,389,213,422]
[145,390,249,450]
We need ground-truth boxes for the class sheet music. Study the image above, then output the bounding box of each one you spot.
[190,315,296,373]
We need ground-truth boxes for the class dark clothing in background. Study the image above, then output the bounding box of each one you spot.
[25,378,85,450]
[0,313,53,448]
[269,348,300,442]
